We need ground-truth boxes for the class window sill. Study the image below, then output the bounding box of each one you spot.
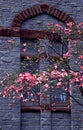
[21,100,70,112]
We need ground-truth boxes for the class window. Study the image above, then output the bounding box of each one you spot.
[0,4,74,111]
[20,34,70,112]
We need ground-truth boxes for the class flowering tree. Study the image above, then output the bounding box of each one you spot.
[0,22,83,104]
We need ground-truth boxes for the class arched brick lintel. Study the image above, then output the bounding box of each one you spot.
[12,4,74,27]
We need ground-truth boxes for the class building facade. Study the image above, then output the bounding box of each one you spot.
[0,0,83,130]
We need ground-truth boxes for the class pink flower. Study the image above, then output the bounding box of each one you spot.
[78,30,81,34]
[79,83,83,88]
[77,22,83,28]
[23,43,27,46]
[7,39,14,43]
[16,86,23,93]
[52,30,56,33]
[63,52,71,59]
[56,82,62,88]
[37,92,42,96]
[20,93,23,98]
[66,22,73,27]
[62,72,68,77]
[22,48,27,52]
[71,77,80,83]
[54,24,63,30]
[64,28,71,35]
[44,84,49,88]
[80,66,83,70]
[79,55,83,59]
[54,64,57,69]
[70,70,78,76]
[51,70,56,75]
[58,78,63,81]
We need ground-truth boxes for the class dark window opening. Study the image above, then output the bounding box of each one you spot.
[20,38,70,111]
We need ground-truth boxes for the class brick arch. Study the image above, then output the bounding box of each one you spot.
[12,4,74,27]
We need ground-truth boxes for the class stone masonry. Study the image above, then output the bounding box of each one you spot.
[0,0,83,130]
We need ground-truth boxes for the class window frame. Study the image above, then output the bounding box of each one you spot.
[20,30,70,112]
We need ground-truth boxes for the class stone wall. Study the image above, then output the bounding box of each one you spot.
[0,37,20,130]
[0,97,20,130]
[0,37,20,79]
[21,111,71,130]
[21,112,40,130]
[69,41,83,130]
[0,0,83,130]
[0,0,83,27]
[52,112,71,130]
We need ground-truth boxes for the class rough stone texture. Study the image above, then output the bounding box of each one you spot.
[0,97,20,130]
[21,112,40,130]
[70,83,83,130]
[40,111,51,130]
[0,0,83,27]
[0,37,20,130]
[69,41,83,130]
[52,112,71,130]
[0,37,20,79]
[0,1,83,130]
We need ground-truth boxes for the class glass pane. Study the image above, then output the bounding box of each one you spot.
[49,40,63,57]
[21,39,40,74]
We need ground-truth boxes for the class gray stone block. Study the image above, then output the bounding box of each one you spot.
[0,1,83,130]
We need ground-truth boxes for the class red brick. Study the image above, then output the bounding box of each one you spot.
[34,5,42,14]
[38,5,42,13]
[55,10,61,18]
[11,4,74,28]
[54,9,58,17]
[22,10,29,19]
[12,22,20,27]
[14,17,22,23]
[18,13,25,21]
[13,19,22,26]
[26,9,31,17]
[31,7,37,15]
[62,14,69,22]
[40,4,49,13]
[47,6,52,14]
[66,17,74,23]
[59,12,65,20]
[50,7,55,15]
[0,27,20,37]
[28,8,34,16]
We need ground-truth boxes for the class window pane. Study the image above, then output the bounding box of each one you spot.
[21,39,40,74]
[20,38,69,105]
[48,57,69,103]
[49,40,63,57]
[21,58,39,74]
